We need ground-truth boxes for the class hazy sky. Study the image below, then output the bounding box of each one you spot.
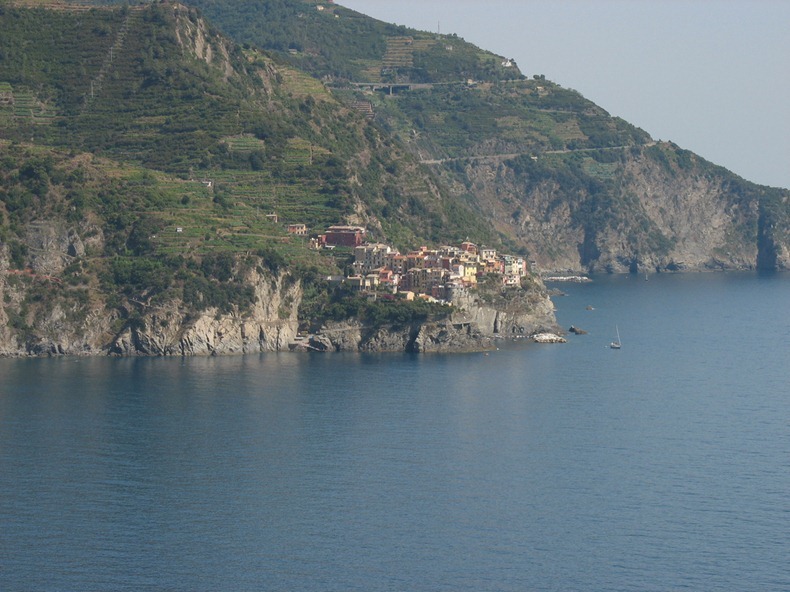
[341,0,790,189]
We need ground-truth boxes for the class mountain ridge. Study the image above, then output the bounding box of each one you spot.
[170,0,789,272]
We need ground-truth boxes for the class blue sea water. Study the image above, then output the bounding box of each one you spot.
[1,272,789,591]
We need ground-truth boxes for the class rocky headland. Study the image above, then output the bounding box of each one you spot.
[0,241,559,357]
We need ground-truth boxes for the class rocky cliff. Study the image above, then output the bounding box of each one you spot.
[307,319,494,354]
[0,242,303,357]
[1,233,559,357]
[306,283,558,353]
[443,143,790,274]
[170,1,789,273]
[6,2,786,360]
[108,269,301,356]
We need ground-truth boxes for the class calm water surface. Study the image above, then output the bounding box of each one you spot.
[1,272,789,591]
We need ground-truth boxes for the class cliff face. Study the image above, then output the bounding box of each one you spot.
[9,2,787,361]
[451,289,557,337]
[0,249,17,356]
[0,250,302,357]
[109,269,301,356]
[457,143,788,273]
[180,1,790,273]
[306,285,558,353]
[307,319,496,354]
[2,232,558,357]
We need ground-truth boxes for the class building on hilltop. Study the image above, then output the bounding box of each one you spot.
[502,254,528,277]
[388,253,408,275]
[460,240,478,255]
[320,225,366,247]
[346,273,379,292]
[337,234,530,301]
[399,267,448,295]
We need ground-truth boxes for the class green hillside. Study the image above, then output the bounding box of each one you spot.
[0,1,500,250]
[1,0,788,358]
[171,0,787,271]
[164,0,648,154]
[1,0,788,279]
[167,0,524,84]
[0,1,509,346]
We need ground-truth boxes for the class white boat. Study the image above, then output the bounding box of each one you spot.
[610,326,621,349]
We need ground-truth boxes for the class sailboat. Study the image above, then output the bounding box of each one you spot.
[610,326,621,349]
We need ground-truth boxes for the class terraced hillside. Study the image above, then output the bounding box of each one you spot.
[126,0,521,84]
[172,0,789,272]
[2,1,528,357]
[3,0,500,249]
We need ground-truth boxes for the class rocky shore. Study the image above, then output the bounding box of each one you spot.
[0,259,560,357]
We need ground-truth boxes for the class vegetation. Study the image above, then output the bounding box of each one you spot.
[163,0,521,84]
[0,0,788,354]
[155,0,709,265]
[299,282,451,331]
[0,1,511,346]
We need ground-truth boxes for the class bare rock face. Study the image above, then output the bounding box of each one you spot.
[0,238,117,357]
[26,221,73,276]
[450,289,558,339]
[0,248,18,356]
[25,307,117,357]
[110,270,301,356]
[309,319,493,353]
[67,233,85,258]
[461,143,788,273]
[413,321,494,353]
[119,309,250,356]
[0,250,302,357]
[599,155,760,272]
[306,283,559,353]
[308,322,363,352]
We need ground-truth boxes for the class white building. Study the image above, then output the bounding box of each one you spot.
[353,243,397,275]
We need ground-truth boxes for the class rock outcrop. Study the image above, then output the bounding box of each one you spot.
[0,247,17,356]
[0,257,301,357]
[451,143,790,274]
[1,221,559,357]
[304,282,559,353]
[108,269,301,356]
[308,318,496,353]
[450,289,557,339]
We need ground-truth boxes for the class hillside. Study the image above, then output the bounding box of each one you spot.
[1,1,789,356]
[0,1,557,356]
[174,0,790,272]
[1,1,505,244]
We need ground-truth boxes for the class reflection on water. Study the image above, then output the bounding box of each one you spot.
[1,273,789,591]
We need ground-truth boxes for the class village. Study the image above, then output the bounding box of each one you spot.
[293,224,531,303]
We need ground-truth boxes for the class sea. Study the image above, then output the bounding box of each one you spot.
[1,272,789,592]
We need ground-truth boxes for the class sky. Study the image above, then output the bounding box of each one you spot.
[341,0,790,189]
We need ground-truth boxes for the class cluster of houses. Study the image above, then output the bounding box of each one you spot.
[310,225,530,302]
